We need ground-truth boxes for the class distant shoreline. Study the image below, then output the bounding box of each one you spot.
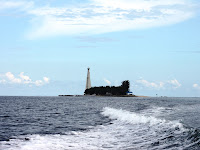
[58,95,149,97]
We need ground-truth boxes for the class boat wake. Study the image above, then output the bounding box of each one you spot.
[1,107,200,150]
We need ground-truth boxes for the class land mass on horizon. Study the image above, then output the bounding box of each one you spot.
[84,80,132,96]
[84,68,134,96]
[59,68,149,97]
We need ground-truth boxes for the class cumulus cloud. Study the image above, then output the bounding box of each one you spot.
[193,83,200,90]
[167,79,181,89]
[0,0,197,39]
[43,77,49,83]
[103,78,111,85]
[19,72,31,83]
[35,80,43,86]
[0,79,6,84]
[5,72,22,83]
[0,72,50,86]
[136,79,181,90]
[136,79,164,89]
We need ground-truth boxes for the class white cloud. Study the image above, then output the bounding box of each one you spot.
[103,78,111,85]
[19,72,32,83]
[167,79,181,89]
[193,83,200,90]
[0,79,6,84]
[0,72,50,86]
[43,77,50,83]
[93,0,186,10]
[0,1,33,10]
[136,79,164,89]
[35,80,43,86]
[136,78,181,90]
[0,0,196,39]
[5,72,22,83]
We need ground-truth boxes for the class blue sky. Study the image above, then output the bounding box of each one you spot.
[0,0,200,96]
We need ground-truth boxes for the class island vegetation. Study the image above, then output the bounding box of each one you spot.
[84,80,132,96]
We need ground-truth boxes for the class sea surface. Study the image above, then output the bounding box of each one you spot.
[0,96,200,150]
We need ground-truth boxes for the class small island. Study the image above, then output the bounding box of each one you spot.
[84,80,135,97]
[59,68,147,97]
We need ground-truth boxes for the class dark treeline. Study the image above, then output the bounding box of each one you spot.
[84,80,130,95]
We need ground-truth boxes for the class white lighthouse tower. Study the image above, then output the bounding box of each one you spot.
[86,68,91,89]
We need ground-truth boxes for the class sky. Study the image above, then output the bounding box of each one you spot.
[0,0,200,97]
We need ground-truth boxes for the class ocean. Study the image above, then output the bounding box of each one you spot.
[0,96,200,150]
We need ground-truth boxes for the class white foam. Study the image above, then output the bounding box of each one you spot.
[102,107,184,129]
[0,107,187,150]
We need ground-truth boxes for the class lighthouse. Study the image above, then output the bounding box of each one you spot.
[86,68,91,89]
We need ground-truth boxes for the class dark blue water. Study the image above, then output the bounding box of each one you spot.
[0,96,200,149]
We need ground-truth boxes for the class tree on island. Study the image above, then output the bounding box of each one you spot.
[84,80,130,96]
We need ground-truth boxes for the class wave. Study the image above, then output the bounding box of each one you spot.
[0,107,199,150]
[102,107,183,128]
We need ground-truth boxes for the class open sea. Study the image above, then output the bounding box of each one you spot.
[0,96,200,150]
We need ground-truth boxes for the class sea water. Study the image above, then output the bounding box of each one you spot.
[0,96,200,150]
